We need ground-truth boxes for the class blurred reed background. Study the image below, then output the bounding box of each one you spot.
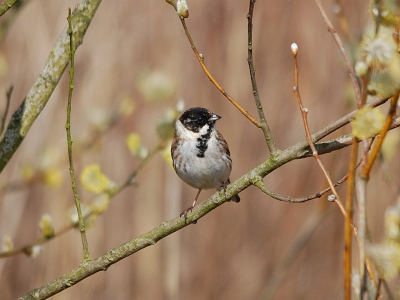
[0,0,398,299]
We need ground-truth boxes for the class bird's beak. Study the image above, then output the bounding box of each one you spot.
[208,113,221,122]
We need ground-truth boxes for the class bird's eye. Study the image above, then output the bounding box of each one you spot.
[197,117,203,123]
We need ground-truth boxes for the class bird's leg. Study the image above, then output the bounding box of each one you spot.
[180,189,202,222]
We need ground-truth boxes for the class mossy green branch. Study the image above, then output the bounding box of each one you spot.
[19,111,400,299]
[0,0,20,17]
[0,0,103,174]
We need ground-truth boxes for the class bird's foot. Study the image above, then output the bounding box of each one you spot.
[218,183,240,203]
[180,206,197,224]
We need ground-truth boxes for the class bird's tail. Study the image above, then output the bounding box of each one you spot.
[228,194,241,203]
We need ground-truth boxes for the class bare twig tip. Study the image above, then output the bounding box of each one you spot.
[291,43,298,55]
[176,0,189,18]
[327,194,336,202]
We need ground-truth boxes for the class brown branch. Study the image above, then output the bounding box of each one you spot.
[345,138,358,300]
[291,44,341,202]
[178,19,260,128]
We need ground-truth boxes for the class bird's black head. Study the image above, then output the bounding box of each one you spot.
[179,107,221,133]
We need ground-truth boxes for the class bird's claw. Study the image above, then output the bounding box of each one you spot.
[180,206,197,224]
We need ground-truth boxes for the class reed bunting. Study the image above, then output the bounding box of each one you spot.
[171,107,240,221]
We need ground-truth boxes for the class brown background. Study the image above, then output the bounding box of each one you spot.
[0,0,398,299]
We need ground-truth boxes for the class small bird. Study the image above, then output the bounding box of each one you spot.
[171,107,240,221]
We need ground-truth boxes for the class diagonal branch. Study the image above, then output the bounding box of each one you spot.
[0,0,20,16]
[178,18,260,127]
[0,0,103,174]
[19,109,400,298]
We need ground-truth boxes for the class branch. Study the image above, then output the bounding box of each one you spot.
[0,0,20,16]
[178,18,260,127]
[252,152,365,204]
[247,0,279,155]
[0,0,103,174]
[291,43,341,202]
[19,109,400,298]
[345,138,358,300]
[66,8,90,262]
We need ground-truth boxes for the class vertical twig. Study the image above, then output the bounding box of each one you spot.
[345,139,357,300]
[246,0,279,155]
[66,8,90,262]
[291,44,341,201]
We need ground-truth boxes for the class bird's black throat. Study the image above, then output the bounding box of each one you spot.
[196,125,213,157]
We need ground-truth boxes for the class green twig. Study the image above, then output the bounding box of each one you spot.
[66,8,90,262]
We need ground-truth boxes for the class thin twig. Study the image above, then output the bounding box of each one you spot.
[252,177,321,203]
[345,138,358,300]
[179,18,260,127]
[66,8,90,262]
[252,154,365,203]
[291,44,341,202]
[314,0,362,107]
[1,85,13,135]
[246,0,278,155]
